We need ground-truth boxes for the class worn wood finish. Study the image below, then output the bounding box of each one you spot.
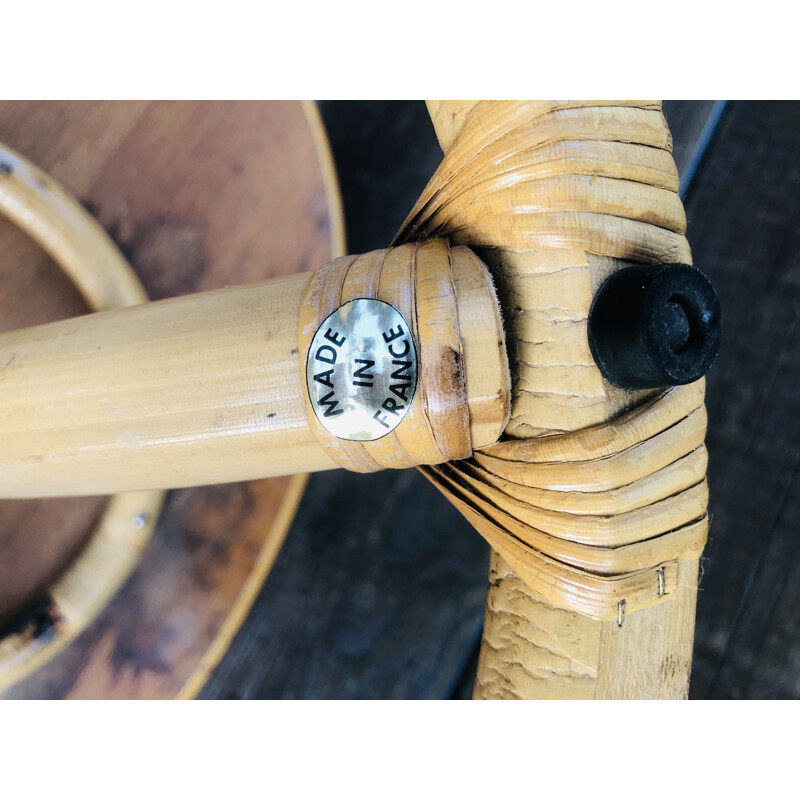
[0,100,342,698]
[3,475,309,699]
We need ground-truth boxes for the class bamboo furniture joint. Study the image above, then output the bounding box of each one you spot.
[0,101,722,699]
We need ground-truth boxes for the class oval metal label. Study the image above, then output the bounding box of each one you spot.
[305,299,418,441]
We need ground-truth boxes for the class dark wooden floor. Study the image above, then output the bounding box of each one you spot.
[201,101,800,700]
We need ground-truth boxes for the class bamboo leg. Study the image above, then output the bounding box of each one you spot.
[475,553,698,699]
[413,101,704,699]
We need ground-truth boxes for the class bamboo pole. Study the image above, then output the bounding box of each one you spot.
[407,101,706,698]
[0,244,509,497]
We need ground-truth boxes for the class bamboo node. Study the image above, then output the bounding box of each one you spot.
[298,240,509,472]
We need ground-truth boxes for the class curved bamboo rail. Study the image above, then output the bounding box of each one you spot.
[0,143,164,691]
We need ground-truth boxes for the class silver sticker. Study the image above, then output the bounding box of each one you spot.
[306,299,418,441]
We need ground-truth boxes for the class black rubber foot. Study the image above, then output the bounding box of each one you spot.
[588,263,722,390]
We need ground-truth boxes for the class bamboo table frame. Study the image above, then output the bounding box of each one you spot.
[0,101,709,699]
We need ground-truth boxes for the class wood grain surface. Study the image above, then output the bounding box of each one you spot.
[0,100,342,698]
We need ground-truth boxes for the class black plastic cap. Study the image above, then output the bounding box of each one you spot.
[588,263,722,390]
